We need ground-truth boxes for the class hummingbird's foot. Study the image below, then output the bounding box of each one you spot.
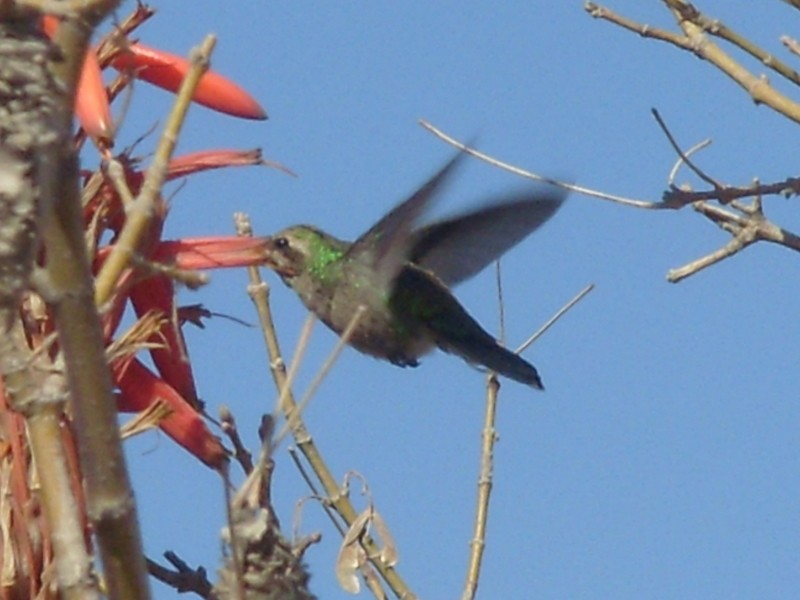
[389,355,420,368]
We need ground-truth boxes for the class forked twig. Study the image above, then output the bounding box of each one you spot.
[424,92,800,283]
[668,194,800,281]
[462,281,593,600]
[146,553,214,599]
[586,1,800,124]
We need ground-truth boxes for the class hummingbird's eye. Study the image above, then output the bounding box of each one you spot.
[274,236,290,250]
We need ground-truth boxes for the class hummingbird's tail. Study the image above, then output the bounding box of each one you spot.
[435,324,544,389]
[396,266,545,389]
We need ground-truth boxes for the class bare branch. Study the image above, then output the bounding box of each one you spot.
[674,4,800,88]
[780,35,800,58]
[461,372,500,600]
[147,554,215,599]
[662,177,800,204]
[661,0,800,124]
[220,406,255,475]
[586,1,800,125]
[667,196,800,282]
[585,2,692,48]
[420,119,663,209]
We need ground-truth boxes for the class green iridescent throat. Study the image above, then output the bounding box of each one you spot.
[308,234,345,280]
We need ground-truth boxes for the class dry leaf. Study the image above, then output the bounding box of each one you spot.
[336,509,372,593]
[371,510,398,567]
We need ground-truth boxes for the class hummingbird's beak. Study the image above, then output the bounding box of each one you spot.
[263,238,299,278]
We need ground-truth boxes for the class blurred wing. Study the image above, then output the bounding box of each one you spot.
[409,189,566,286]
[346,151,466,288]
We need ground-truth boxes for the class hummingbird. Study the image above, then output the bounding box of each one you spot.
[263,153,566,389]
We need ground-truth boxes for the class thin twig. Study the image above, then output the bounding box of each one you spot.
[273,312,316,440]
[219,406,254,475]
[275,307,366,447]
[288,447,346,536]
[584,1,800,283]
[666,229,753,282]
[461,373,500,600]
[662,176,800,205]
[585,2,693,48]
[104,156,137,208]
[667,138,712,187]
[461,261,503,599]
[589,0,800,124]
[598,0,800,125]
[651,108,721,190]
[419,119,664,209]
[780,35,800,58]
[146,554,215,599]
[516,284,595,354]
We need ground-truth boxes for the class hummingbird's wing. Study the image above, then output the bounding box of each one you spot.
[409,190,566,286]
[345,152,466,289]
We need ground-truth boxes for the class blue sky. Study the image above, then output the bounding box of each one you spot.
[105,2,800,598]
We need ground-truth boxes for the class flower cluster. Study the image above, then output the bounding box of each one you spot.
[40,9,273,467]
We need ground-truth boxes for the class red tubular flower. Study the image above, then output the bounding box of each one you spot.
[113,357,227,469]
[41,16,114,145]
[111,42,267,120]
[153,236,268,270]
[23,13,276,476]
[97,268,134,342]
[129,275,201,409]
[86,152,270,441]
[74,45,114,144]
[165,149,267,180]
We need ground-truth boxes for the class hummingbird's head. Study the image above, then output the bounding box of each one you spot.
[264,225,347,281]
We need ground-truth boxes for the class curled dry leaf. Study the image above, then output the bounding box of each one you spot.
[336,509,371,594]
[371,509,398,567]
[335,506,400,593]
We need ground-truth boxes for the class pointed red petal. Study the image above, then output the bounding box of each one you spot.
[129,275,201,409]
[75,47,113,144]
[111,43,267,120]
[42,16,113,144]
[153,236,268,270]
[166,149,264,180]
[114,358,226,469]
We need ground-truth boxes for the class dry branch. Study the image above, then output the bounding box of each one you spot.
[585,1,800,124]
